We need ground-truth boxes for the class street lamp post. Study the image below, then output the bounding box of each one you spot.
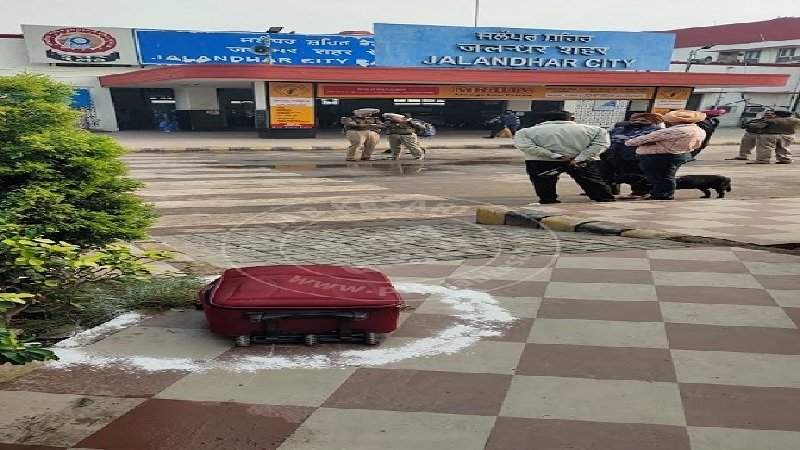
[474,0,480,27]
[685,44,715,72]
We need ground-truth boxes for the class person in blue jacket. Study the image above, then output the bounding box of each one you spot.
[485,110,521,138]
[607,113,664,200]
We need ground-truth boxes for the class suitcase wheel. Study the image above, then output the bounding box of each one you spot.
[234,335,251,347]
[303,334,318,346]
[365,333,379,346]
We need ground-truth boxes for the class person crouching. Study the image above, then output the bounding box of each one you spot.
[383,113,425,160]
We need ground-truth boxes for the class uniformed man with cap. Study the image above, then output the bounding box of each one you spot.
[340,108,384,161]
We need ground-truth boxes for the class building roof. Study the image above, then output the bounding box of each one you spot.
[98,65,789,88]
[667,17,800,48]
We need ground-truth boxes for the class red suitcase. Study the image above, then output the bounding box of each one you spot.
[198,265,404,346]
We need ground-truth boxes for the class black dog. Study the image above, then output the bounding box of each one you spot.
[675,175,732,198]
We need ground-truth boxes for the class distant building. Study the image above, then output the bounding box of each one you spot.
[667,17,800,126]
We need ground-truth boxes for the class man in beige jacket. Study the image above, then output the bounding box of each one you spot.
[514,110,615,204]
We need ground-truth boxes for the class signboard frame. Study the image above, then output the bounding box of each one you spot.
[317,84,656,100]
[268,82,315,129]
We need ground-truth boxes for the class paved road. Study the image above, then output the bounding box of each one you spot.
[125,149,699,268]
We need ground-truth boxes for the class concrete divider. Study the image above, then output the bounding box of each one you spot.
[476,206,691,241]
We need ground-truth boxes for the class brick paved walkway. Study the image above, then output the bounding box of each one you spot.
[2,246,799,449]
[524,198,800,246]
[158,222,686,269]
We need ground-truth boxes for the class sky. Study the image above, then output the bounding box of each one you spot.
[1,0,798,34]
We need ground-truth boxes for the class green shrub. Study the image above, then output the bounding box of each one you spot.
[81,275,206,312]
[0,224,171,323]
[0,293,57,365]
[0,73,154,247]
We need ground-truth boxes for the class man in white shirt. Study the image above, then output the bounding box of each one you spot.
[514,111,615,204]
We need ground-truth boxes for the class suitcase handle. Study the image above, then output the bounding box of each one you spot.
[247,310,368,322]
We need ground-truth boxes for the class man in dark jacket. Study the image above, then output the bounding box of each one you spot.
[689,109,725,160]
[485,110,521,138]
[748,110,800,164]
[607,113,664,199]
[727,110,775,161]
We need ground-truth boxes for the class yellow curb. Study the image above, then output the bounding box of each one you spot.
[539,215,588,232]
[621,229,688,239]
[0,361,44,383]
[160,148,191,153]
[475,206,510,225]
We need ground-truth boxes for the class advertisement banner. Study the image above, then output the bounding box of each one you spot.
[22,24,139,65]
[318,84,655,100]
[374,23,675,71]
[135,30,376,66]
[651,87,693,114]
[268,82,315,129]
[543,86,655,100]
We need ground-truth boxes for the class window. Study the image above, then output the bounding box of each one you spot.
[717,51,741,62]
[393,98,446,106]
[776,47,798,63]
[743,50,761,63]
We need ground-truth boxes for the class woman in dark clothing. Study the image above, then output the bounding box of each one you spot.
[607,113,664,200]
[689,109,725,160]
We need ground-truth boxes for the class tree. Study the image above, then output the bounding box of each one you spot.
[0,73,154,247]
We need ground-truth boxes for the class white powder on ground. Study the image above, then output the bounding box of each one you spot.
[394,283,516,323]
[340,324,500,366]
[47,282,517,372]
[54,312,147,348]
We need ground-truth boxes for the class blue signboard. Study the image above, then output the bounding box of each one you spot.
[135,29,375,66]
[135,30,269,65]
[269,34,374,67]
[70,88,92,108]
[374,23,675,71]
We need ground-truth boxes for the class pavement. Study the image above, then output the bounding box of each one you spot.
[2,131,800,449]
[2,247,800,449]
[109,127,744,152]
[516,198,800,246]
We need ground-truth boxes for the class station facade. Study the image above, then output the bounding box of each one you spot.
[0,23,789,136]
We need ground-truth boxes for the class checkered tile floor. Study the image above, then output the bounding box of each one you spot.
[524,198,800,246]
[2,247,800,449]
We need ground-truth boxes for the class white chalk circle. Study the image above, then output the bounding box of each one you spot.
[49,282,516,372]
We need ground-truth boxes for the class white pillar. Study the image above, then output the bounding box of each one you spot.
[173,87,224,131]
[174,87,220,110]
[88,87,119,131]
[253,81,268,111]
[253,81,269,130]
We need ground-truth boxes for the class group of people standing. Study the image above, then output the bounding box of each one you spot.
[514,109,709,204]
[340,108,426,161]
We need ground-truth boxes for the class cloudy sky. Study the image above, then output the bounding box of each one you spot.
[1,0,796,34]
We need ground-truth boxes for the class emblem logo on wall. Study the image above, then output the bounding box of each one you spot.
[42,28,120,62]
[275,83,312,97]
